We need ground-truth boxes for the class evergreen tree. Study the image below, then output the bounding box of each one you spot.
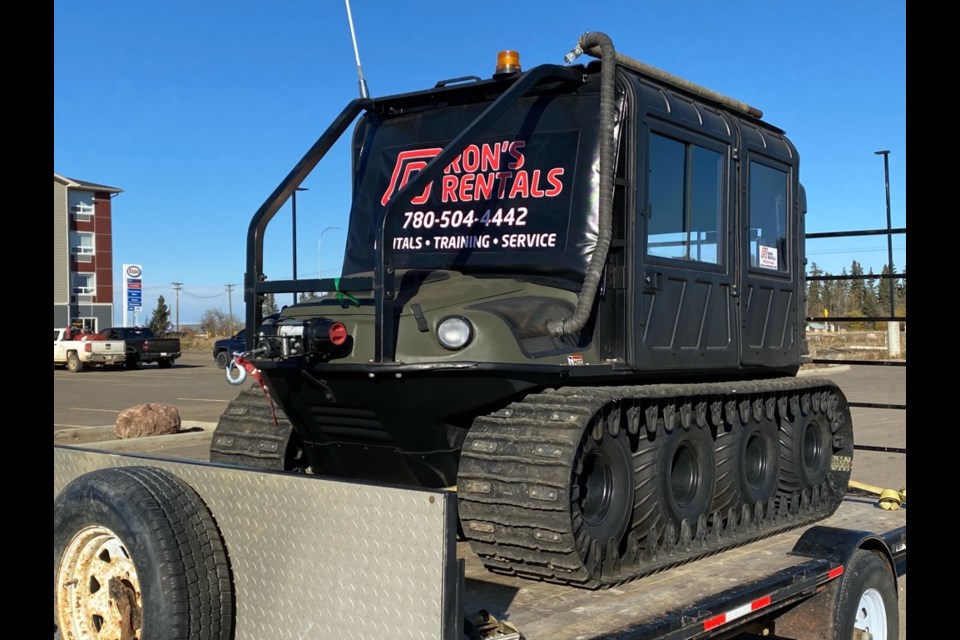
[847,260,867,316]
[877,264,896,317]
[895,265,907,316]
[806,262,824,318]
[149,295,172,336]
[822,268,848,318]
[263,293,279,316]
[862,268,881,324]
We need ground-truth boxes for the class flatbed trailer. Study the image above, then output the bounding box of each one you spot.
[53,442,906,640]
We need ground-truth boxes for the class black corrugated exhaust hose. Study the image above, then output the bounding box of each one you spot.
[547,31,617,338]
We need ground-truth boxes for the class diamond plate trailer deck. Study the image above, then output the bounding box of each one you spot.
[53,443,905,640]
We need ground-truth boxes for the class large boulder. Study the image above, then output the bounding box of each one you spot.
[115,403,182,439]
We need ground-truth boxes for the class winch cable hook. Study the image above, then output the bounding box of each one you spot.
[225,354,281,426]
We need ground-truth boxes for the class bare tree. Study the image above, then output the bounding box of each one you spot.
[200,308,241,336]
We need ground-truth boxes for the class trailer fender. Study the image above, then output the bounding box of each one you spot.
[774,526,900,640]
[792,524,897,573]
[53,466,234,640]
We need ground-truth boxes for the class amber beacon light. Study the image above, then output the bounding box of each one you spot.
[495,50,521,75]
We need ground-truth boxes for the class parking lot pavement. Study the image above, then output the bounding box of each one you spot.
[54,350,243,434]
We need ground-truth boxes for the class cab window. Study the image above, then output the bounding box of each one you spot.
[748,160,788,271]
[646,132,723,264]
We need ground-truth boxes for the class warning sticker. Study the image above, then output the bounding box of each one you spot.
[758,245,779,269]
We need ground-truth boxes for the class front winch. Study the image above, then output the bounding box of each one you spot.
[257,317,349,360]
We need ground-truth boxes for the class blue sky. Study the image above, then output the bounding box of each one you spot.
[54,1,906,326]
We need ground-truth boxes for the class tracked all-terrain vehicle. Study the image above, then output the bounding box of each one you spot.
[211,32,854,589]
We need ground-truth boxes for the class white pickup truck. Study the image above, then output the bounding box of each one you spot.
[53,327,126,372]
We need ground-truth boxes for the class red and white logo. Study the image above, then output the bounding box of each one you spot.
[126,265,142,278]
[381,148,443,206]
[381,141,566,207]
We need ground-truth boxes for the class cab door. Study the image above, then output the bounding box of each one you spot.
[633,112,739,372]
[736,125,803,369]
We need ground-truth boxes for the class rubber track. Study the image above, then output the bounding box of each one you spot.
[208,385,297,470]
[458,377,853,589]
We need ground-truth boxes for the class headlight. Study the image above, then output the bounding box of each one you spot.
[436,316,473,350]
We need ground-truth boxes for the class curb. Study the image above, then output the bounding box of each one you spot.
[798,365,851,376]
[70,430,216,455]
[54,421,218,447]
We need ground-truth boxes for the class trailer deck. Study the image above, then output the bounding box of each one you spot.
[461,496,904,639]
[54,438,905,640]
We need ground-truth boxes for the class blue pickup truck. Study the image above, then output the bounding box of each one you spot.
[213,329,246,368]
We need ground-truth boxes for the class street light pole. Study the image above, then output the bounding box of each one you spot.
[874,149,899,357]
[318,226,341,294]
[292,187,309,304]
[172,282,183,333]
[225,284,236,336]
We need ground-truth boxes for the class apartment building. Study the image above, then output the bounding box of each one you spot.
[53,173,123,332]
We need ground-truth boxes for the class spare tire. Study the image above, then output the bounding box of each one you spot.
[53,466,234,640]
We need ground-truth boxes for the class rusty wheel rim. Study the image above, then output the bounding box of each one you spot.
[56,526,142,640]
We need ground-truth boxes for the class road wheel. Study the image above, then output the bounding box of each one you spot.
[54,467,234,640]
[738,409,781,507]
[125,355,141,370]
[779,394,833,494]
[157,359,173,368]
[633,416,716,553]
[66,352,84,373]
[834,550,898,640]
[215,351,230,369]
[571,407,635,579]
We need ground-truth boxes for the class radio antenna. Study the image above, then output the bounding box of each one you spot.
[344,0,370,98]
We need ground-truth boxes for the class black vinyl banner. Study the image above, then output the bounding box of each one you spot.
[343,92,608,289]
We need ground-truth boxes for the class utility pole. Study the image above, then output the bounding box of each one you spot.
[225,284,236,336]
[172,282,183,333]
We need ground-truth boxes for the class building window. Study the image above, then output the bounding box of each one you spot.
[72,273,95,296]
[74,316,98,333]
[70,232,95,257]
[749,161,788,271]
[646,132,724,264]
[70,202,94,221]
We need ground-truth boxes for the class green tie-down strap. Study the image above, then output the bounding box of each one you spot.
[334,278,360,307]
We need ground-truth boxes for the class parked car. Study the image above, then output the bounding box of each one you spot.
[213,329,246,368]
